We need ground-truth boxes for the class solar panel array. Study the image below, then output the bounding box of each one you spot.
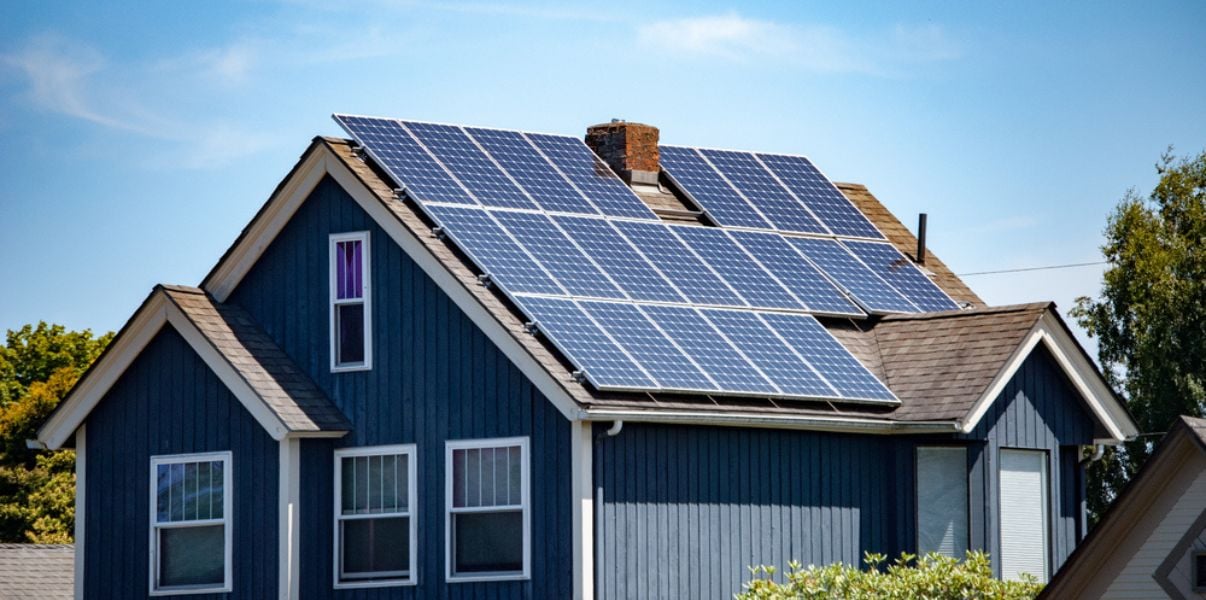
[335,114,962,404]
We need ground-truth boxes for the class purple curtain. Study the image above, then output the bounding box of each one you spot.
[337,240,363,300]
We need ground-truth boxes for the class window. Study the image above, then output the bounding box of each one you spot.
[999,449,1050,582]
[1194,551,1206,591]
[446,437,529,581]
[333,445,416,588]
[149,452,232,595]
[916,446,969,558]
[330,232,371,371]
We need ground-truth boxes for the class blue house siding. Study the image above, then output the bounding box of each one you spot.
[83,327,279,599]
[963,343,1095,577]
[228,176,573,598]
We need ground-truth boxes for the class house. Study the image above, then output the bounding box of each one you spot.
[1040,416,1206,599]
[35,116,1138,599]
[0,543,75,599]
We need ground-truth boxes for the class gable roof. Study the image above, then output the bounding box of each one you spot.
[37,285,348,449]
[192,135,1136,441]
[0,544,73,599]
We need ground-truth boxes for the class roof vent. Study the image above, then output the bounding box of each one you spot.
[585,120,660,186]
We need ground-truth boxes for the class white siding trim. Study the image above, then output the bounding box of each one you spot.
[571,421,594,600]
[278,438,301,599]
[73,425,85,600]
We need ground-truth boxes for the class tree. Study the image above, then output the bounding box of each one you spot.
[1071,148,1206,520]
[0,322,111,542]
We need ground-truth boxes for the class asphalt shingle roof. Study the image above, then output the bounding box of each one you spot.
[0,544,73,599]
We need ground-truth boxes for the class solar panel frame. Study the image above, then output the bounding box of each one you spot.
[464,126,601,215]
[758,312,897,402]
[491,211,627,300]
[756,152,884,239]
[612,220,746,307]
[669,225,805,311]
[524,132,657,219]
[841,240,960,312]
[786,237,920,314]
[401,121,538,210]
[579,300,718,392]
[699,148,828,235]
[659,145,773,229]
[553,215,686,303]
[728,230,865,317]
[421,203,565,295]
[334,114,477,205]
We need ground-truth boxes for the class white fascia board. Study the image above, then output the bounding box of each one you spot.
[571,421,594,600]
[583,408,961,434]
[958,313,1137,442]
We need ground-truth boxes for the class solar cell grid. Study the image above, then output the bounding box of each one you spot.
[759,312,896,401]
[335,115,476,205]
[842,241,959,312]
[701,309,835,398]
[524,133,655,219]
[553,216,685,303]
[612,221,744,307]
[514,296,654,389]
[700,149,827,234]
[670,226,803,310]
[659,146,771,228]
[639,304,779,395]
[422,204,563,295]
[491,211,625,300]
[465,127,600,215]
[787,237,919,313]
[579,301,716,391]
[728,230,864,317]
[757,153,883,239]
[402,121,536,210]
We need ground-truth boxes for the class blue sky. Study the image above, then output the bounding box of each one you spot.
[2,1,1204,355]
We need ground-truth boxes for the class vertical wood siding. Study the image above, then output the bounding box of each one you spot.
[84,328,279,599]
[228,176,573,599]
[961,343,1096,578]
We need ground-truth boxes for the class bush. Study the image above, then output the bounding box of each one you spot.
[736,551,1043,600]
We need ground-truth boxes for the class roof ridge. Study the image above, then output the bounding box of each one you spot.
[157,283,205,294]
[880,301,1052,322]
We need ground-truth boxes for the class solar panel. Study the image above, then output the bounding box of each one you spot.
[729,230,865,317]
[579,301,716,391]
[786,237,919,313]
[757,153,883,239]
[490,211,625,300]
[700,149,827,234]
[514,296,654,389]
[422,204,563,295]
[402,121,537,210]
[334,115,476,205]
[639,304,778,395]
[759,312,896,402]
[612,221,744,307]
[553,216,685,303]
[700,309,835,398]
[842,240,959,312]
[670,226,803,310]
[465,127,599,215]
[524,133,655,219]
[659,146,771,228]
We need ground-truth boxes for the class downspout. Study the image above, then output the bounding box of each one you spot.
[605,421,623,437]
[1077,444,1106,540]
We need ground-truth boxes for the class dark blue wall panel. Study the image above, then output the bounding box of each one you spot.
[84,327,279,599]
[230,176,573,599]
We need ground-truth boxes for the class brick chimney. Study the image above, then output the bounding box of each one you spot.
[585,120,660,186]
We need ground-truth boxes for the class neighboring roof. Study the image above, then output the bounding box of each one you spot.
[37,285,349,449]
[1040,415,1206,599]
[0,544,73,599]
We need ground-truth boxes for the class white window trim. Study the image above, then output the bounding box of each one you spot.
[148,451,233,597]
[914,445,970,558]
[329,231,372,372]
[445,436,531,583]
[332,444,418,589]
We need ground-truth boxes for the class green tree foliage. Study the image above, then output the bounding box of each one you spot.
[1071,149,1206,520]
[736,552,1043,599]
[0,322,112,542]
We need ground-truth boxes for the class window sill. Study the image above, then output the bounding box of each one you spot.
[331,364,372,373]
[334,578,416,589]
[149,585,231,597]
[447,573,529,583]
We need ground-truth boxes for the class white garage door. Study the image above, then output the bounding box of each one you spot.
[999,449,1049,582]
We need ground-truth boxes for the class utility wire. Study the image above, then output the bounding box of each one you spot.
[957,261,1108,277]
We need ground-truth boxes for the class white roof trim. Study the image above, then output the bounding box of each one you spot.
[959,312,1138,443]
[201,142,586,423]
[37,290,305,449]
[584,408,961,434]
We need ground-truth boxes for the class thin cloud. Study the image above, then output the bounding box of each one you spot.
[637,12,961,75]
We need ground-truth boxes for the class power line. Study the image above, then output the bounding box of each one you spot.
[957,261,1108,277]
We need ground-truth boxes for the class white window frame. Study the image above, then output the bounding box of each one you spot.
[332,444,418,589]
[445,436,531,582]
[148,451,233,596]
[915,445,970,558]
[329,231,372,372]
[998,448,1051,583]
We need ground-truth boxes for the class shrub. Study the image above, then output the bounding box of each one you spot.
[736,551,1043,600]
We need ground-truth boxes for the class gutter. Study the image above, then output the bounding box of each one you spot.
[582,409,961,435]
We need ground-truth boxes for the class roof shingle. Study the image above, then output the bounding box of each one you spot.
[0,544,73,599]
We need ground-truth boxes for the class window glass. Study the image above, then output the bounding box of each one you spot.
[331,233,370,369]
[335,447,414,586]
[151,454,229,593]
[448,439,528,579]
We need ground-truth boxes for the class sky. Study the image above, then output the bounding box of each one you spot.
[1,1,1204,358]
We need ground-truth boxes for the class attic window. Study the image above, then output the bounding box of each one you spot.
[330,232,372,371]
